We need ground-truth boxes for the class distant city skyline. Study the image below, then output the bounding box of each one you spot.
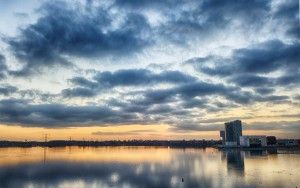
[0,0,299,140]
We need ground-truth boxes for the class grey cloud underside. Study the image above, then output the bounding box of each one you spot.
[62,69,196,97]
[0,54,8,79]
[273,0,300,39]
[115,0,271,43]
[197,40,300,75]
[0,86,18,96]
[0,99,140,127]
[63,67,291,104]
[0,97,297,130]
[0,73,292,127]
[192,40,300,91]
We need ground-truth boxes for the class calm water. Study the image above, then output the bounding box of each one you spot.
[0,147,299,188]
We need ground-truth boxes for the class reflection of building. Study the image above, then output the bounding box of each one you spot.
[226,150,244,175]
[225,120,242,146]
[240,136,267,147]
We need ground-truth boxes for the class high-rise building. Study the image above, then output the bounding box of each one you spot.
[225,120,242,146]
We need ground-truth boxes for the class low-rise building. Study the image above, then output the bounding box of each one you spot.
[277,139,298,146]
[266,136,277,145]
[240,135,267,147]
[220,131,225,145]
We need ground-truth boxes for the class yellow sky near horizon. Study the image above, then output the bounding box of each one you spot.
[0,123,298,141]
[0,102,299,141]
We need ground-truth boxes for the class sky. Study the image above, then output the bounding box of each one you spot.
[0,0,299,141]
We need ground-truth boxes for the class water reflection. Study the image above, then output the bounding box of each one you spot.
[0,147,299,188]
[248,150,267,156]
[223,149,281,176]
[224,150,244,176]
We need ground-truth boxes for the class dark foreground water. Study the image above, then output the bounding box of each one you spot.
[0,147,299,188]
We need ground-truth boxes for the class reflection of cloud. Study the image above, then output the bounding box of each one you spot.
[0,147,172,165]
[0,147,271,188]
[0,160,258,188]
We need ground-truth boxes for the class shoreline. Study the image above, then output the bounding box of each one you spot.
[0,140,299,150]
[0,140,220,148]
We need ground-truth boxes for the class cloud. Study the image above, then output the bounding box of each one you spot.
[128,79,290,111]
[276,73,300,86]
[244,120,300,133]
[254,88,275,95]
[273,0,299,39]
[228,74,272,87]
[0,86,18,96]
[197,40,300,76]
[169,122,222,132]
[233,40,300,73]
[156,0,270,44]
[0,0,298,135]
[227,73,300,92]
[5,0,274,76]
[7,1,151,75]
[190,40,300,93]
[91,129,156,136]
[95,69,196,87]
[138,81,256,105]
[0,99,138,127]
[0,54,8,79]
[294,95,300,101]
[114,0,179,8]
[63,69,197,97]
[61,87,97,98]
[69,77,98,89]
[169,119,300,133]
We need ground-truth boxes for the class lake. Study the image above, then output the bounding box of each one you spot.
[0,147,299,188]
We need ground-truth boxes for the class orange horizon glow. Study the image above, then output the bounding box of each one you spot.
[0,123,298,141]
[0,147,174,166]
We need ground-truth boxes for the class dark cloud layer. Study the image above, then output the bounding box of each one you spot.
[7,1,151,75]
[133,0,271,44]
[198,40,300,76]
[273,0,300,39]
[192,40,300,94]
[63,69,196,97]
[95,69,196,87]
[0,99,137,127]
[138,81,289,106]
[0,86,17,96]
[0,54,7,79]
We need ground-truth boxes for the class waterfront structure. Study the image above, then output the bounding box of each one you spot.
[239,136,267,147]
[266,136,277,145]
[224,120,242,146]
[277,139,298,146]
[220,131,225,145]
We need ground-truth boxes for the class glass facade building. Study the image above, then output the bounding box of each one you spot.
[225,120,242,146]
